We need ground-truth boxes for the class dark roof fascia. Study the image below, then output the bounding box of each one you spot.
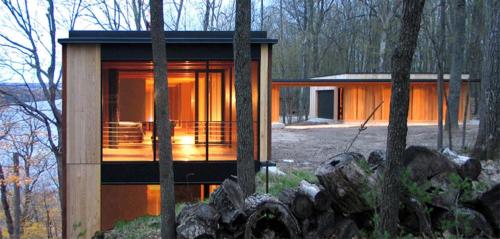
[272,78,480,83]
[58,30,278,44]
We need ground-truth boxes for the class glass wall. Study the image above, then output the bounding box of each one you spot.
[101,61,259,162]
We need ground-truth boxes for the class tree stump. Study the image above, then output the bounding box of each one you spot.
[315,152,377,214]
[278,188,313,220]
[298,180,331,211]
[244,194,301,239]
[176,203,220,239]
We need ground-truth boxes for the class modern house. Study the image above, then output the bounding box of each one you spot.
[272,73,476,123]
[59,31,276,237]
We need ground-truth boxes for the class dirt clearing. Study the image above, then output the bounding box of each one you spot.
[271,123,479,171]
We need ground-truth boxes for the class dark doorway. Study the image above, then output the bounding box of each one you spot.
[317,90,334,119]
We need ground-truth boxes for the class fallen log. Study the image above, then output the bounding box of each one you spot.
[367,150,385,169]
[209,177,246,230]
[278,188,313,220]
[402,146,457,184]
[441,148,482,180]
[402,146,460,210]
[176,203,220,239]
[244,194,301,239]
[298,180,331,211]
[464,183,500,236]
[331,214,361,239]
[400,197,433,238]
[437,207,493,238]
[302,209,336,239]
[315,152,377,214]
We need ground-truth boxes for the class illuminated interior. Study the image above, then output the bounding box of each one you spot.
[101,61,259,161]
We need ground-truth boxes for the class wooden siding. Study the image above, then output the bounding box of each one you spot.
[259,44,269,161]
[271,82,471,123]
[271,85,280,122]
[65,44,101,238]
[342,83,469,122]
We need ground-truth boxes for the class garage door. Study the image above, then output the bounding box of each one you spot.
[317,90,334,119]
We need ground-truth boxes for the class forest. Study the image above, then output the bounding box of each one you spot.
[0,0,499,238]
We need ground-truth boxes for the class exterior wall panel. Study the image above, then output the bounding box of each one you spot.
[65,44,101,238]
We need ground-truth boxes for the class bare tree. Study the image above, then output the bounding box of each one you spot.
[234,0,255,196]
[150,0,176,238]
[83,0,149,30]
[446,0,466,131]
[378,0,425,237]
[0,161,14,237]
[424,0,446,149]
[172,0,184,30]
[437,0,445,150]
[472,0,500,160]
[362,0,402,71]
[12,153,21,239]
[0,0,68,222]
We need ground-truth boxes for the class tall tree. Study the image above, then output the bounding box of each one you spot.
[0,162,14,238]
[0,2,83,233]
[378,0,425,236]
[472,0,500,160]
[150,0,176,238]
[447,0,466,131]
[173,0,184,30]
[234,0,255,196]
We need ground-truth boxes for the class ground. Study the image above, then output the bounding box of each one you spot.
[272,122,480,171]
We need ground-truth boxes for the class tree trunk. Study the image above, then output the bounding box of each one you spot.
[437,0,446,150]
[203,0,210,31]
[13,153,21,239]
[446,0,466,131]
[378,0,426,236]
[472,0,500,160]
[174,0,184,31]
[150,0,176,238]
[378,28,387,71]
[0,162,14,237]
[234,0,255,197]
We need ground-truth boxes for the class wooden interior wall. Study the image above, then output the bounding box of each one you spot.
[65,44,101,238]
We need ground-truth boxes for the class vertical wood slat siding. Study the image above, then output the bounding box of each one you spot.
[271,85,280,122]
[259,44,269,162]
[340,83,470,122]
[65,44,101,238]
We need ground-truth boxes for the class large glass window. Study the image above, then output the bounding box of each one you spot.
[101,61,259,162]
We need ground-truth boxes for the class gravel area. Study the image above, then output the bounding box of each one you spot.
[271,123,480,171]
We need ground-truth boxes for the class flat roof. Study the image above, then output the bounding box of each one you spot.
[58,31,278,44]
[273,73,479,84]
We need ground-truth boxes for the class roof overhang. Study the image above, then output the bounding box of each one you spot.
[58,30,278,45]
